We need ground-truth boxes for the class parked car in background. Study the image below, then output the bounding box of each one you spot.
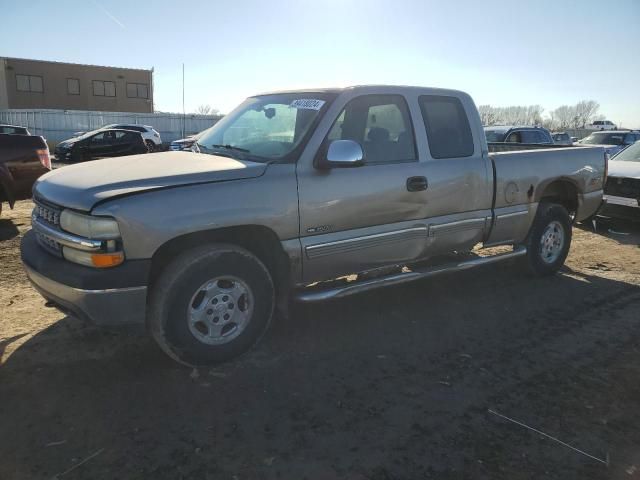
[484,126,554,145]
[552,132,573,146]
[102,124,162,151]
[54,129,148,162]
[73,124,161,151]
[587,120,617,131]
[22,85,606,366]
[0,133,51,216]
[0,124,31,135]
[170,128,213,151]
[599,140,640,221]
[578,130,640,156]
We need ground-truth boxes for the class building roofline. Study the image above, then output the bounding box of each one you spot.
[1,56,152,72]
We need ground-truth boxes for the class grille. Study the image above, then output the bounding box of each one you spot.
[605,177,640,199]
[32,196,64,257]
[33,198,61,226]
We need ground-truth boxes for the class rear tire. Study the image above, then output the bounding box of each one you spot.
[145,140,155,152]
[522,202,572,276]
[147,244,275,366]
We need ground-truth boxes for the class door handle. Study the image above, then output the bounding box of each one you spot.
[406,176,428,192]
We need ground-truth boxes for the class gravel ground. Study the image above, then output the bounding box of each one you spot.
[1,199,639,480]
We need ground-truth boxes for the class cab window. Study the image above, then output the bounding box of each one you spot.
[419,95,474,158]
[326,94,416,164]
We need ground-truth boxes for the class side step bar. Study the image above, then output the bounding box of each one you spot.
[295,246,527,302]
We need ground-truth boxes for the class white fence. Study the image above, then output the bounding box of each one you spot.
[0,109,222,146]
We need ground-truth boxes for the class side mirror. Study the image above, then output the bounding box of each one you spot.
[317,140,365,169]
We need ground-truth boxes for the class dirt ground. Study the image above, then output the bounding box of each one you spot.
[1,199,639,480]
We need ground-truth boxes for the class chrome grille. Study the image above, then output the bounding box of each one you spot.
[33,198,61,226]
[32,197,63,257]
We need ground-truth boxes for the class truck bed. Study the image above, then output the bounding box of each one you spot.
[484,146,606,246]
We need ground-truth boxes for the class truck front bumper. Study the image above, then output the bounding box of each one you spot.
[21,230,149,326]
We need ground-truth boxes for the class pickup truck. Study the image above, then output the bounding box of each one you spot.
[0,133,51,217]
[20,85,606,366]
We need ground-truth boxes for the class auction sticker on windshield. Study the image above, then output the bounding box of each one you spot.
[290,99,325,110]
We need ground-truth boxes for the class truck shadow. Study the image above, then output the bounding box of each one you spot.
[1,263,639,478]
[0,218,20,241]
[576,217,640,246]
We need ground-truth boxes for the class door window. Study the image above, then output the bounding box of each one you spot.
[90,132,107,145]
[419,95,474,158]
[326,95,416,164]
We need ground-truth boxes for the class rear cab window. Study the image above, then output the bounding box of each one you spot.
[419,95,474,158]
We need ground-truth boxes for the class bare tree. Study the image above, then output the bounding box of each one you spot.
[551,105,574,129]
[195,104,220,115]
[573,100,600,128]
[478,105,499,125]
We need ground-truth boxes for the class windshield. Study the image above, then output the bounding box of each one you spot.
[580,132,625,145]
[197,93,335,162]
[484,129,507,142]
[612,141,640,162]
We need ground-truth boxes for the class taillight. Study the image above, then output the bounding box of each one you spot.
[37,147,51,170]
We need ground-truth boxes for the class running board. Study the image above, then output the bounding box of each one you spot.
[295,246,527,302]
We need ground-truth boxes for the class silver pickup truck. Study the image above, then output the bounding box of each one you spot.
[21,86,606,365]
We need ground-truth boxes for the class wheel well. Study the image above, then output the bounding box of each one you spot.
[538,180,578,217]
[148,225,291,296]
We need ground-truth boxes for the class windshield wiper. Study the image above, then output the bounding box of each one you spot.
[210,144,251,153]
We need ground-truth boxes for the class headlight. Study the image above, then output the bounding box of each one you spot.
[60,210,120,239]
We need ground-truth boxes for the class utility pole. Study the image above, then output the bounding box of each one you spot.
[182,63,185,138]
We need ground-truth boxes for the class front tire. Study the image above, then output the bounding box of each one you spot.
[522,202,572,276]
[148,244,275,366]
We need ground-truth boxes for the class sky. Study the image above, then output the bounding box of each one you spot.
[2,0,640,127]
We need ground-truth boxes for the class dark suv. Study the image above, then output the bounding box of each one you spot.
[55,129,148,162]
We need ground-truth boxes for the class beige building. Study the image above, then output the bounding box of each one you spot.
[0,57,153,113]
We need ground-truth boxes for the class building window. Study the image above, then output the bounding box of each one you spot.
[67,78,80,95]
[92,80,116,97]
[16,74,44,93]
[126,83,148,99]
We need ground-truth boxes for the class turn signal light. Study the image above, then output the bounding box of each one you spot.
[91,252,125,268]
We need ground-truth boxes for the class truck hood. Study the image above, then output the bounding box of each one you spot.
[34,151,268,211]
[608,160,640,179]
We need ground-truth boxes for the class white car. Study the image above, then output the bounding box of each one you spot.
[578,131,640,157]
[587,120,617,131]
[600,141,640,221]
[103,124,162,151]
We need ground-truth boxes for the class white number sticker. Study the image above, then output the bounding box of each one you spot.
[290,99,325,110]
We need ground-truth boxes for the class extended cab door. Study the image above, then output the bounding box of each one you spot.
[296,89,492,283]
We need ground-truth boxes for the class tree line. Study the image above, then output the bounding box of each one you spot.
[478,100,603,131]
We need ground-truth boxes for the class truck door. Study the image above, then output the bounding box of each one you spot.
[296,94,432,282]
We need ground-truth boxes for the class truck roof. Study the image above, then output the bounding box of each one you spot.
[254,85,469,97]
